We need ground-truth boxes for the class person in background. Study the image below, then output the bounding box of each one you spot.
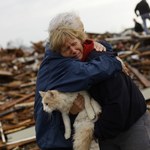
[34,12,123,150]
[131,18,145,37]
[133,18,144,34]
[49,25,150,150]
[135,0,150,34]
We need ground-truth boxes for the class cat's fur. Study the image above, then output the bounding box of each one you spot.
[39,90,101,150]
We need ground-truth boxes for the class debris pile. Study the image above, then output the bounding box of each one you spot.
[0,33,150,149]
[0,41,45,150]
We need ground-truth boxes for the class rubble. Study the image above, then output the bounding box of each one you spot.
[0,33,150,149]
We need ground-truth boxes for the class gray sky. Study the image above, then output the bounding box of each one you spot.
[0,0,150,48]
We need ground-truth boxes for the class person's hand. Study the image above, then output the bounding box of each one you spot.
[69,94,85,115]
[116,57,129,75]
[94,41,106,52]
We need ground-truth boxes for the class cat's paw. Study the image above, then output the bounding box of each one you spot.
[64,132,70,139]
[88,111,96,120]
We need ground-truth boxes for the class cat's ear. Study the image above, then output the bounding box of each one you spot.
[39,91,45,97]
[47,90,58,98]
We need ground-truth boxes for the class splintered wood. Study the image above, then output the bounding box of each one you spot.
[0,34,150,150]
[0,41,45,150]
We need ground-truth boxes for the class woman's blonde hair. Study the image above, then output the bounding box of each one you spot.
[48,11,86,52]
[49,26,87,52]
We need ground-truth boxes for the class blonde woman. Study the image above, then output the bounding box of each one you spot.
[35,12,127,150]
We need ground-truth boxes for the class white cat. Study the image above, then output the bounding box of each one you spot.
[39,90,101,150]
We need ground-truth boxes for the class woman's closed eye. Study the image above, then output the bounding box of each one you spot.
[71,42,77,47]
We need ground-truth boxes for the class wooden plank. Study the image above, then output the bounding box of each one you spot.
[139,51,150,57]
[0,122,6,143]
[0,92,35,111]
[0,70,12,76]
[0,107,25,117]
[127,64,150,88]
[6,137,36,150]
[137,34,150,39]
[3,119,34,133]
[0,126,36,150]
[105,36,131,42]
[6,126,35,144]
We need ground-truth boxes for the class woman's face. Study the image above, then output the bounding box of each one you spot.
[60,38,83,60]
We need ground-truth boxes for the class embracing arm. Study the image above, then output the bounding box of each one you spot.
[36,43,122,92]
[88,41,129,75]
[48,54,122,92]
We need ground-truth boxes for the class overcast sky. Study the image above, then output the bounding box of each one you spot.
[0,0,150,48]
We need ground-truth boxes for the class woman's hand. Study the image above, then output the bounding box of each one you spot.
[94,41,106,52]
[69,94,85,115]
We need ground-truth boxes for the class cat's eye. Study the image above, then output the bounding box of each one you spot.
[45,103,48,106]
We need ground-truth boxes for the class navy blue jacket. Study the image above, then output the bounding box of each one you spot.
[34,41,122,149]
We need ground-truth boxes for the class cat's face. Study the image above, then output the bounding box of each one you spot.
[39,90,60,113]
